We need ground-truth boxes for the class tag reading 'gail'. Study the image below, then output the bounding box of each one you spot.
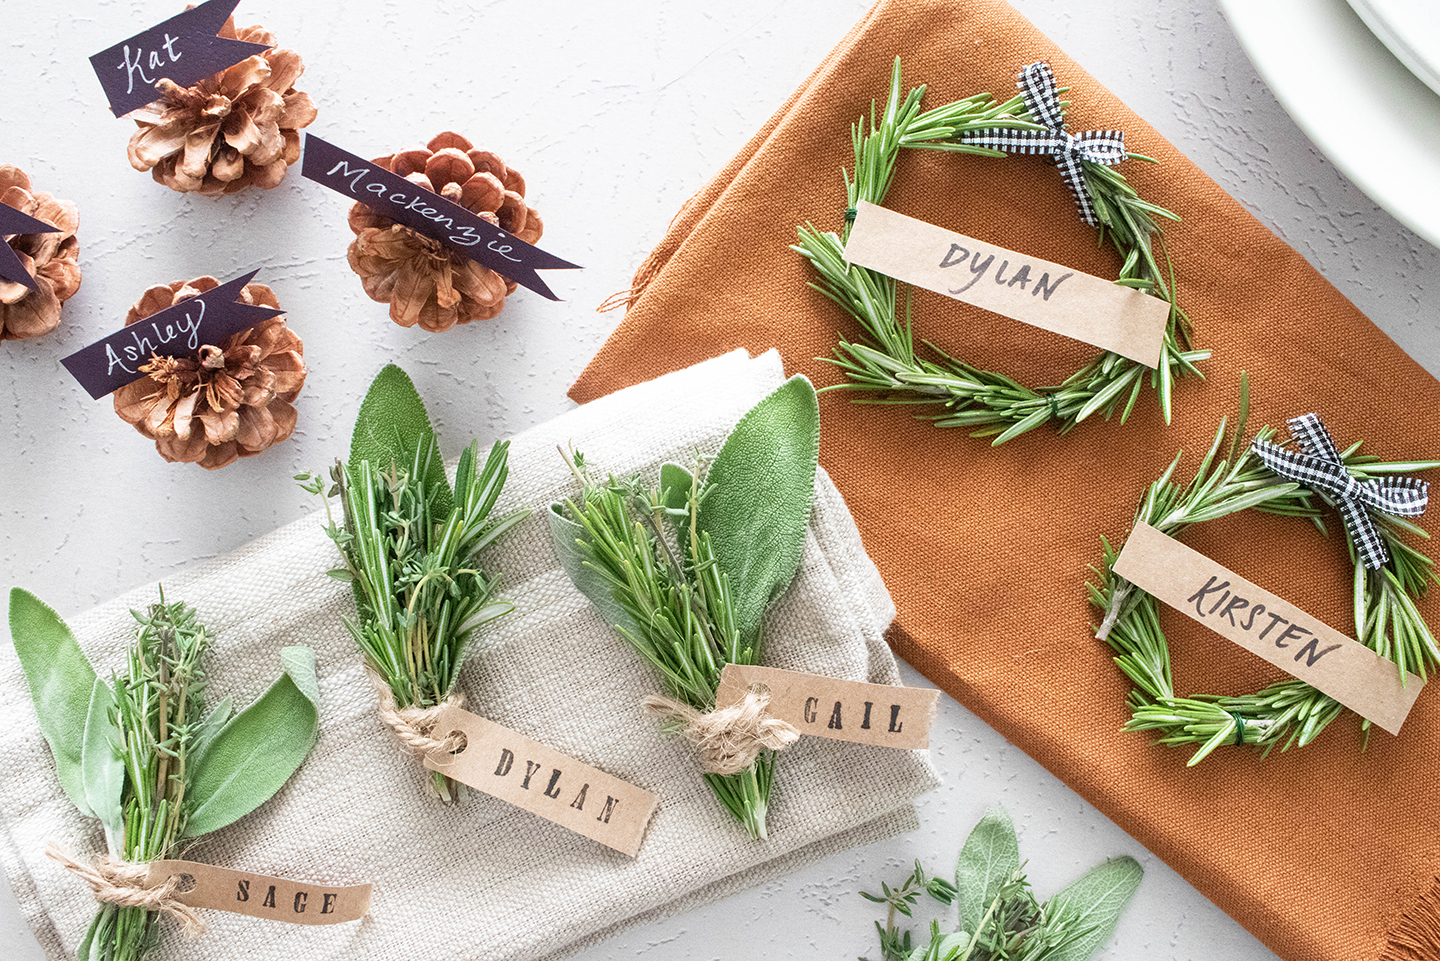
[89,0,270,118]
[842,201,1170,368]
[59,270,284,399]
[301,135,581,301]
[423,705,657,857]
[144,860,370,925]
[715,664,939,749]
[1112,521,1424,734]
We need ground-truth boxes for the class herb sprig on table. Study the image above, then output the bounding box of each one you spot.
[9,588,319,961]
[862,807,1142,961]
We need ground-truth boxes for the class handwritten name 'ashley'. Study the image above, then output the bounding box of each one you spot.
[105,300,205,376]
[325,160,521,261]
[938,243,1072,300]
[1187,576,1342,667]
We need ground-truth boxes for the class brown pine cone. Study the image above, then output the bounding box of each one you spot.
[126,16,317,196]
[346,132,543,332]
[0,166,80,341]
[113,278,305,470]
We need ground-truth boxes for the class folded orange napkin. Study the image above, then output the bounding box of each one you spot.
[569,2,1440,960]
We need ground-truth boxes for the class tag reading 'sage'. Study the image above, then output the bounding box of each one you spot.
[843,201,1170,368]
[715,664,939,749]
[144,860,371,925]
[1112,521,1424,734]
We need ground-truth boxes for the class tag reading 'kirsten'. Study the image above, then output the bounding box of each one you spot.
[843,201,1170,368]
[1112,521,1424,734]
[301,135,581,301]
[143,860,371,925]
[60,270,283,400]
[715,664,939,749]
[89,0,270,118]
[422,705,657,857]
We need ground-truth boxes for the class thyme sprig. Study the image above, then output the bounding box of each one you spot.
[554,450,777,839]
[1089,387,1440,764]
[793,57,1208,444]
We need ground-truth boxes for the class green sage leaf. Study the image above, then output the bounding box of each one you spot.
[349,364,452,516]
[189,696,234,768]
[80,677,124,851]
[183,646,320,838]
[7,588,101,818]
[696,375,820,650]
[547,507,647,643]
[1040,855,1144,961]
[955,805,1020,936]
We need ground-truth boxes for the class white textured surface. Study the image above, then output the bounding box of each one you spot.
[3,0,1438,959]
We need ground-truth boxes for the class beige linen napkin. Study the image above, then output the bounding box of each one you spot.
[0,348,939,961]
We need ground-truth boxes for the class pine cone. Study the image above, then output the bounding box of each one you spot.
[0,165,80,342]
[346,132,543,331]
[126,15,317,196]
[113,278,305,470]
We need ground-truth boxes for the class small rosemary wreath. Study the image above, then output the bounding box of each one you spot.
[794,58,1210,445]
[1089,387,1440,765]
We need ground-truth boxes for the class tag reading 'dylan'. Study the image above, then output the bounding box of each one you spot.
[301,135,581,301]
[60,270,283,399]
[89,0,270,118]
[422,705,657,857]
[0,202,59,290]
[843,201,1170,368]
[1112,521,1424,734]
[715,664,939,749]
[144,860,371,925]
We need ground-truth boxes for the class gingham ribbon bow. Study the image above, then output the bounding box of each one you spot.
[1251,413,1429,570]
[959,62,1126,226]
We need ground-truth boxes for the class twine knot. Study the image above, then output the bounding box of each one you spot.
[641,686,800,776]
[370,673,467,757]
[46,845,206,936]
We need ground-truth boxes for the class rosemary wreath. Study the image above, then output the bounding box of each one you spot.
[794,58,1209,445]
[1089,387,1440,765]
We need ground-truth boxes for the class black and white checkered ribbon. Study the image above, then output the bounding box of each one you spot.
[1251,413,1429,570]
[958,62,1126,226]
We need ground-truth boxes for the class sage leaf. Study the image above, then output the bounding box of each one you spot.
[189,696,234,768]
[659,462,694,512]
[1040,855,1144,961]
[7,588,101,818]
[80,677,124,852]
[955,805,1020,936]
[696,375,820,651]
[349,364,452,516]
[183,646,320,838]
[547,507,647,643]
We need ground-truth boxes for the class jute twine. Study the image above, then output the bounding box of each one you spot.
[369,672,466,757]
[641,686,800,776]
[45,844,206,935]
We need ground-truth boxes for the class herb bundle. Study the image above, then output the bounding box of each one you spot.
[548,376,820,839]
[1090,383,1440,763]
[8,588,319,961]
[861,807,1142,961]
[303,364,527,803]
[794,58,1208,444]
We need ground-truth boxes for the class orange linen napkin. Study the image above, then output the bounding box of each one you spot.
[569,2,1440,960]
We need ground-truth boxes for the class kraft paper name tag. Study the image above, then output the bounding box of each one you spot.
[842,201,1170,368]
[715,664,939,749]
[1112,521,1424,734]
[423,705,657,857]
[143,860,370,925]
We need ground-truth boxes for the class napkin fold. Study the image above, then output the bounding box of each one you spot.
[569,3,1440,961]
[0,348,939,961]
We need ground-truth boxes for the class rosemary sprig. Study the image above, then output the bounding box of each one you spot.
[793,57,1208,444]
[1089,389,1440,764]
[555,450,779,839]
[304,433,526,803]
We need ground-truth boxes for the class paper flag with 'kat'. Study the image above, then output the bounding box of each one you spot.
[0,202,59,290]
[60,270,283,399]
[89,0,270,118]
[301,134,581,301]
